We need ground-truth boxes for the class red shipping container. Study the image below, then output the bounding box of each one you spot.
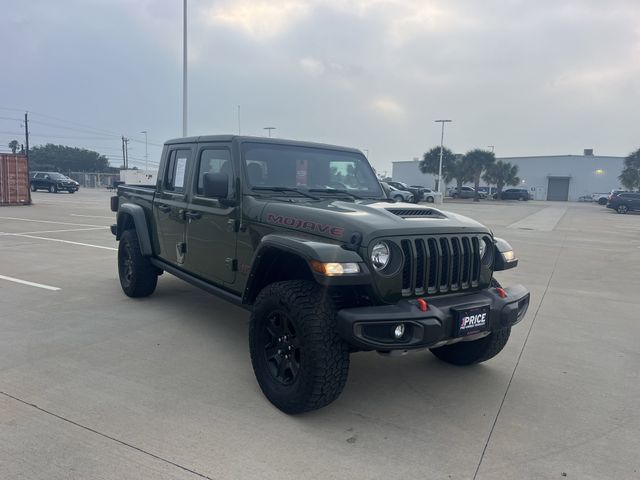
[0,154,31,206]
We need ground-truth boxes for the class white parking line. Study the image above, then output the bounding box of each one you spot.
[0,217,105,228]
[69,214,114,219]
[0,274,60,291]
[5,233,117,251]
[0,227,108,236]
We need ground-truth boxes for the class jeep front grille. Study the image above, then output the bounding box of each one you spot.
[399,235,489,296]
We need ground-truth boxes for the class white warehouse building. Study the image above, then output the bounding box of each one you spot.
[391,150,625,201]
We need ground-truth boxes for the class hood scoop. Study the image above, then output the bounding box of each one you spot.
[385,208,446,219]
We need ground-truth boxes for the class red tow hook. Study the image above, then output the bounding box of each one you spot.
[496,287,508,298]
[416,298,428,312]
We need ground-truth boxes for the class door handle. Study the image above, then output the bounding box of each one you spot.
[157,204,171,213]
[185,211,202,221]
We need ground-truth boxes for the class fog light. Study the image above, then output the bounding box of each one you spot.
[393,323,405,339]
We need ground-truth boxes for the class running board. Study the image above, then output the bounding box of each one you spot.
[150,258,248,310]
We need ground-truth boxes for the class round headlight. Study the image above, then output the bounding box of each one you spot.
[371,242,391,270]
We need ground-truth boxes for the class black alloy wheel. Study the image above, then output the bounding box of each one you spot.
[617,204,628,214]
[249,280,350,414]
[262,310,301,385]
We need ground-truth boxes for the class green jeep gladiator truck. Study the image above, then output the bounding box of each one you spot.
[111,135,530,414]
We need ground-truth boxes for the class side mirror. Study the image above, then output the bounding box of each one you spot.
[203,172,229,199]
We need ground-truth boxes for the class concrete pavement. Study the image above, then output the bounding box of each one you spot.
[1,190,638,479]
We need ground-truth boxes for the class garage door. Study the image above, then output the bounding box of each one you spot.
[547,177,570,201]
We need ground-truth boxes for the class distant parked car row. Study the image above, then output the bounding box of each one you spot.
[606,191,640,214]
[29,171,80,193]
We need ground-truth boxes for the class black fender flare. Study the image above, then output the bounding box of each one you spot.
[116,203,153,256]
[242,234,369,304]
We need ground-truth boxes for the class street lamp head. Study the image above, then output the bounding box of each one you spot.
[434,119,452,123]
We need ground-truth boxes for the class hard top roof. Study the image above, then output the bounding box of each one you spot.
[164,135,362,154]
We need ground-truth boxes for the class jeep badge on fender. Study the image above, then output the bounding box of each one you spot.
[110,135,530,414]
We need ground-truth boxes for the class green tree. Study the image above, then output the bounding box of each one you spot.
[444,157,473,195]
[619,148,640,191]
[419,146,456,191]
[8,140,19,154]
[483,160,520,199]
[463,148,496,201]
[29,144,114,173]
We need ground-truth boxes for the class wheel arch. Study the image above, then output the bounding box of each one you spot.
[242,234,368,305]
[116,203,153,256]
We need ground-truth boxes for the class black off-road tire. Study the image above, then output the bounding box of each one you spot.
[249,280,350,414]
[118,229,158,298]
[617,204,628,214]
[429,277,510,366]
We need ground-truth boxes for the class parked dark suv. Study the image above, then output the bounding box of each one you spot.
[30,172,79,193]
[607,192,640,214]
[494,188,530,201]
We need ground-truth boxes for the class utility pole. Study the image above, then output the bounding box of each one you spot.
[122,136,130,169]
[487,145,495,153]
[141,131,148,171]
[182,0,188,137]
[434,119,452,194]
[237,105,241,135]
[263,127,276,137]
[24,112,31,204]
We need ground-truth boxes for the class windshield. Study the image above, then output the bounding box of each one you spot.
[49,173,68,180]
[242,143,384,198]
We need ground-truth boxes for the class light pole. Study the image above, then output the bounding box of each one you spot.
[434,119,452,193]
[140,131,148,171]
[264,127,276,137]
[182,0,188,137]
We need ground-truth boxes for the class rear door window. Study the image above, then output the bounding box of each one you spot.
[164,149,191,193]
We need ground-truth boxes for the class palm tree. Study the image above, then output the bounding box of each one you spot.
[419,146,456,191]
[444,157,473,196]
[619,148,640,191]
[463,149,495,201]
[8,140,19,154]
[483,160,520,199]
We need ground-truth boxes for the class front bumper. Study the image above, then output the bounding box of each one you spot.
[336,284,530,350]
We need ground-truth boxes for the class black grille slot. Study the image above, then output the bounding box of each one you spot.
[397,234,487,297]
[451,237,461,290]
[415,239,426,294]
[427,238,439,292]
[471,237,481,285]
[439,238,451,291]
[400,240,412,295]
[461,237,472,287]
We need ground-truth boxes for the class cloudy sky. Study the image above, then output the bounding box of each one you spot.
[2,0,639,173]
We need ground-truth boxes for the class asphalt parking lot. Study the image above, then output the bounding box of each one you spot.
[1,190,639,479]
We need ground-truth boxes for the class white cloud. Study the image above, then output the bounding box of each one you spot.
[371,97,405,117]
[299,57,326,77]
[204,0,311,39]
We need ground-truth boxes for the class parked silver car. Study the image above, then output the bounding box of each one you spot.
[381,182,414,202]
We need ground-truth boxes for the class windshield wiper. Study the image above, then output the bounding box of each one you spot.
[308,188,364,200]
[251,186,320,200]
